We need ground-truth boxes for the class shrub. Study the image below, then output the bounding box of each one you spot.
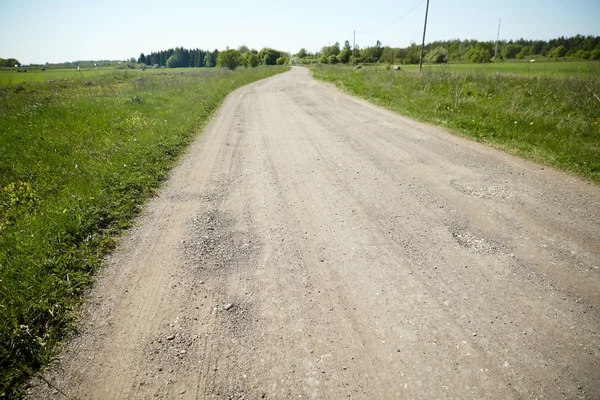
[502,44,523,59]
[425,46,448,63]
[217,49,242,70]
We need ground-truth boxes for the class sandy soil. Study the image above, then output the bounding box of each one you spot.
[28,67,600,399]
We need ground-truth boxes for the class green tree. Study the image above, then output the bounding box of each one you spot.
[204,52,214,68]
[217,49,242,70]
[501,44,523,59]
[466,43,492,63]
[238,45,250,54]
[138,53,147,64]
[590,44,600,60]
[243,52,259,68]
[0,58,20,67]
[166,53,184,68]
[276,56,288,65]
[337,48,351,63]
[297,48,307,58]
[343,40,352,53]
[259,48,280,65]
[424,46,448,63]
[549,46,567,59]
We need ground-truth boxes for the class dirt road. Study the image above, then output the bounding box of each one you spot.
[30,67,600,399]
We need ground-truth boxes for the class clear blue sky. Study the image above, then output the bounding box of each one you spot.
[1,0,599,64]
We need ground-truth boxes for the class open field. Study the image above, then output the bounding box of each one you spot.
[311,63,600,182]
[0,65,289,396]
[0,67,123,84]
[387,60,600,76]
[0,66,208,85]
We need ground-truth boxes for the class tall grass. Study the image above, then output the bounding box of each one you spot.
[381,60,600,77]
[311,64,600,182]
[0,66,289,396]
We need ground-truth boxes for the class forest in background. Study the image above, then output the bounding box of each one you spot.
[298,34,600,64]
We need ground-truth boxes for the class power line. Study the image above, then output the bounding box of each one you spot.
[357,0,427,35]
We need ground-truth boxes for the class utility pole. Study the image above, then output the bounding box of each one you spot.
[419,0,430,72]
[353,30,356,65]
[494,18,502,61]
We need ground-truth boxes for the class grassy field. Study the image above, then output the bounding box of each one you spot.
[0,66,208,85]
[0,66,125,84]
[0,65,289,396]
[385,60,600,76]
[311,62,600,183]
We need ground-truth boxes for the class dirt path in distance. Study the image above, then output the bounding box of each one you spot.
[29,67,600,399]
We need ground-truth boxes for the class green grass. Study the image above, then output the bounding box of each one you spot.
[0,65,289,397]
[0,66,122,84]
[310,64,600,183]
[360,59,600,77]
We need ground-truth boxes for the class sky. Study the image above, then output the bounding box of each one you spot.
[1,0,599,64]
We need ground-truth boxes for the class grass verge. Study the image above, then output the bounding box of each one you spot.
[0,66,289,397]
[310,64,600,183]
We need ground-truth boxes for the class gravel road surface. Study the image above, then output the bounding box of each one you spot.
[29,67,600,399]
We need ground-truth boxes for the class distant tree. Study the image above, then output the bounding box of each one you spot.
[402,43,421,64]
[204,52,214,68]
[466,43,492,63]
[501,44,523,59]
[361,40,384,63]
[321,42,341,58]
[243,52,259,67]
[549,45,567,59]
[297,48,307,58]
[424,46,448,63]
[259,48,281,65]
[343,40,352,53]
[381,47,396,64]
[138,53,147,64]
[217,49,241,70]
[515,46,530,59]
[238,45,250,54]
[0,58,20,67]
[337,48,351,64]
[327,55,338,64]
[166,53,184,68]
[590,44,600,60]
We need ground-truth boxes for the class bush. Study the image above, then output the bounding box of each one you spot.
[276,57,288,65]
[243,52,259,68]
[166,53,184,68]
[466,46,492,63]
[549,46,567,59]
[502,44,523,59]
[217,49,242,70]
[337,49,351,64]
[328,55,338,64]
[425,46,448,63]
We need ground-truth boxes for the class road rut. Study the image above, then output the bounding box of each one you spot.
[30,67,600,399]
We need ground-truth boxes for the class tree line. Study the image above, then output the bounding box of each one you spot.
[296,34,600,65]
[0,58,21,67]
[138,46,289,69]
